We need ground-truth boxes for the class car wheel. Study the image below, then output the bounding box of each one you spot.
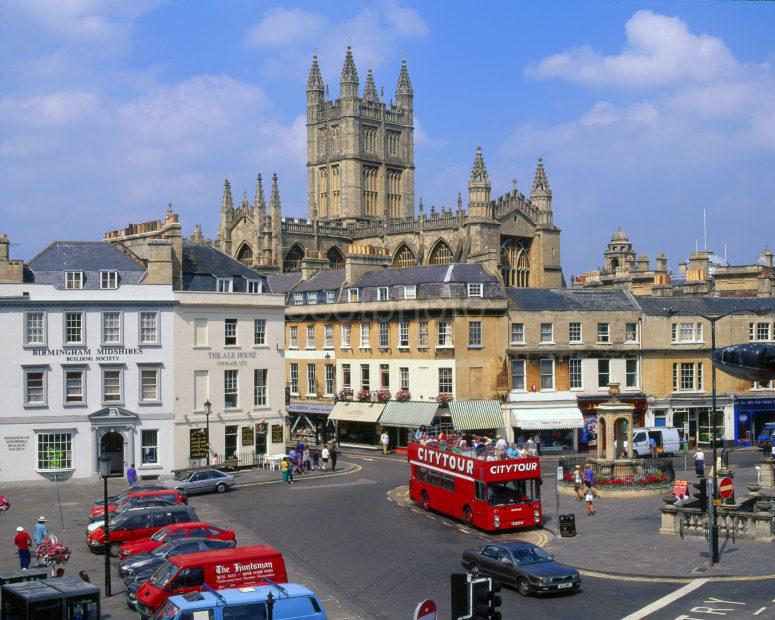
[468,563,480,576]
[216,482,227,493]
[518,577,530,597]
[109,542,122,558]
[463,506,475,528]
[421,491,430,511]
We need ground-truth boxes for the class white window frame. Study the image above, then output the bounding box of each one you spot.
[569,358,583,390]
[141,429,159,465]
[468,321,482,348]
[139,366,161,403]
[224,318,238,346]
[306,325,316,349]
[377,287,389,301]
[378,322,389,348]
[672,322,704,344]
[63,367,86,405]
[254,369,268,406]
[289,363,299,395]
[292,292,303,305]
[437,321,453,348]
[467,283,483,298]
[101,311,122,346]
[341,324,351,348]
[65,271,83,289]
[360,364,370,391]
[100,271,118,289]
[404,285,417,300]
[307,364,317,396]
[597,323,610,344]
[139,311,160,345]
[569,322,582,344]
[400,367,409,391]
[511,359,526,391]
[224,369,239,408]
[418,321,429,348]
[750,321,773,342]
[625,358,639,389]
[597,359,611,389]
[360,322,370,348]
[325,364,335,396]
[539,358,555,391]
[101,366,123,404]
[326,290,337,303]
[625,322,639,343]
[673,362,703,392]
[289,325,298,349]
[36,433,72,472]
[510,322,525,345]
[64,312,85,345]
[24,311,46,346]
[217,278,233,293]
[23,367,47,407]
[438,367,453,394]
[254,319,266,346]
[341,364,351,389]
[539,323,554,344]
[308,292,318,304]
[247,280,262,294]
[348,288,360,302]
[398,321,409,348]
[324,324,334,349]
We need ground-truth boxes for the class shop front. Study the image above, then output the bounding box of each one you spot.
[379,402,439,449]
[577,394,647,452]
[329,401,385,448]
[287,401,336,446]
[506,392,584,452]
[734,395,775,446]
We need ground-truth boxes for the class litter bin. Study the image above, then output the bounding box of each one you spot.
[559,513,576,538]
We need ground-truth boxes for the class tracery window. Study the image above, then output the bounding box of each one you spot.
[318,127,327,157]
[318,167,328,216]
[236,243,253,266]
[363,166,379,216]
[283,245,304,272]
[331,165,341,216]
[392,244,416,269]
[501,238,530,287]
[327,246,344,269]
[387,169,402,219]
[388,131,400,157]
[363,127,377,154]
[428,241,454,265]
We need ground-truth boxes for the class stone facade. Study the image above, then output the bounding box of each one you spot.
[213,48,563,289]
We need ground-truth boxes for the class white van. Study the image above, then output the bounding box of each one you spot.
[631,427,681,457]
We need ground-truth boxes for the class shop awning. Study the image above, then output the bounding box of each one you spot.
[511,408,584,430]
[380,402,439,428]
[449,400,505,431]
[329,401,385,423]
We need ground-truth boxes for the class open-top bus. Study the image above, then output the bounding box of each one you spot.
[407,442,542,531]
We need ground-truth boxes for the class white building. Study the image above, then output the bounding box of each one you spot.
[0,240,175,482]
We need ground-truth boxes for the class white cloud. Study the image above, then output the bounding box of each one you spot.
[0,91,100,126]
[244,8,329,49]
[526,10,739,88]
[414,117,445,150]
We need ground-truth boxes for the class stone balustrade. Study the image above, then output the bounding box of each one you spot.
[660,494,775,542]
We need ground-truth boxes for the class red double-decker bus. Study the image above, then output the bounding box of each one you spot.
[407,442,542,531]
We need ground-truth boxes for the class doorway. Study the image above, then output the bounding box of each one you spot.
[100,432,124,475]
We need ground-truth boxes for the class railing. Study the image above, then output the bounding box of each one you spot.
[558,456,676,488]
[663,496,775,542]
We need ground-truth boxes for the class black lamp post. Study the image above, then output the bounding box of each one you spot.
[204,399,212,466]
[97,454,112,597]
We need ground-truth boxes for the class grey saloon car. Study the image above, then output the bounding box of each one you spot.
[462,541,580,596]
[119,537,236,583]
[163,468,235,495]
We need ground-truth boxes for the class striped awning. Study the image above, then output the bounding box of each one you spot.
[448,400,505,431]
[511,407,584,430]
[379,402,439,428]
[329,401,385,423]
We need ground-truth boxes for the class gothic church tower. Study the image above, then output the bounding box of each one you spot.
[306,47,415,223]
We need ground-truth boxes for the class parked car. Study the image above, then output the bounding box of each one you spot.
[118,522,236,560]
[462,541,580,596]
[152,584,328,620]
[91,484,168,507]
[629,427,681,457]
[87,506,199,557]
[119,538,236,584]
[163,468,235,495]
[88,500,177,533]
[89,489,186,521]
[757,422,775,447]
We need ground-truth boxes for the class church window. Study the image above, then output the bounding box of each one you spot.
[326,246,344,269]
[387,169,402,219]
[331,125,341,153]
[236,243,253,266]
[363,127,377,154]
[318,127,327,157]
[501,238,530,288]
[318,167,328,216]
[428,241,454,265]
[363,166,379,216]
[283,245,304,272]
[393,244,416,269]
[331,165,341,216]
[388,131,400,157]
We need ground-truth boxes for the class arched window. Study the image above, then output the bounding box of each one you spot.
[610,257,620,270]
[501,238,530,287]
[392,244,416,269]
[236,243,253,266]
[326,246,344,269]
[428,240,454,265]
[283,245,304,273]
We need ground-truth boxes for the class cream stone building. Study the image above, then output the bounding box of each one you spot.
[213,48,563,289]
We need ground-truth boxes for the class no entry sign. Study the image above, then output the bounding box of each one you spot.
[719,477,734,499]
[414,599,437,620]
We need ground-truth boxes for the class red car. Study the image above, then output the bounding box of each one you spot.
[117,522,235,560]
[89,489,186,520]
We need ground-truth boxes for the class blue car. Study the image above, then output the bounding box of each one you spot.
[151,583,327,620]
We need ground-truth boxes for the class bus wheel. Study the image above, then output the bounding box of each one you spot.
[421,491,430,511]
[463,506,475,528]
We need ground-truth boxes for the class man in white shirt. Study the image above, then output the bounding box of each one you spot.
[495,435,508,451]
[380,431,389,455]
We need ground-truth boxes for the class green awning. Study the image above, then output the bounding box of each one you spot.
[380,402,439,428]
[448,400,505,431]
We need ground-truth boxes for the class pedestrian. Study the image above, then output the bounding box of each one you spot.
[288,447,296,475]
[573,465,583,501]
[533,434,541,456]
[280,457,289,484]
[303,446,311,471]
[14,526,32,570]
[380,430,389,455]
[649,436,658,458]
[34,516,48,549]
[583,463,599,498]
[311,449,320,470]
[585,488,595,516]
[694,447,705,477]
[321,445,330,471]
[127,463,138,488]
[55,567,65,577]
[330,442,338,471]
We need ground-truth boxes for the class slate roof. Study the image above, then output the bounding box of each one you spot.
[292,269,345,293]
[182,244,264,279]
[638,296,775,316]
[355,264,498,287]
[27,241,144,272]
[267,272,302,294]
[507,288,640,312]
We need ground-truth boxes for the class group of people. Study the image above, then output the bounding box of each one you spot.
[572,464,600,515]
[280,441,339,484]
[12,515,49,569]
[413,428,542,461]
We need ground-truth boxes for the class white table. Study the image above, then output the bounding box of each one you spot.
[265,454,286,471]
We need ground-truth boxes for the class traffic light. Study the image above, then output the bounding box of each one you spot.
[692,477,707,512]
[450,573,469,620]
[472,576,502,620]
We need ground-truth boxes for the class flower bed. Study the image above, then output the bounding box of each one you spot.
[562,470,670,488]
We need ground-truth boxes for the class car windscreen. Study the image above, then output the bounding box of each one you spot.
[152,600,181,619]
[151,527,170,542]
[152,542,177,556]
[150,560,178,588]
[511,546,552,565]
[173,471,192,481]
[486,480,539,506]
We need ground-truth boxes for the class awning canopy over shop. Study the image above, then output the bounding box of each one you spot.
[379,402,439,428]
[511,408,584,430]
[449,400,505,431]
[329,401,385,423]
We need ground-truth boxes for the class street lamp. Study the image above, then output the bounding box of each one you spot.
[97,454,112,597]
[204,399,212,467]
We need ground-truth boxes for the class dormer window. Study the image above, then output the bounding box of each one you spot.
[326,290,336,303]
[308,292,318,304]
[217,278,233,293]
[348,288,359,303]
[247,280,262,294]
[292,292,303,305]
[404,285,417,300]
[377,287,389,301]
[100,271,118,289]
[467,283,483,298]
[65,271,83,289]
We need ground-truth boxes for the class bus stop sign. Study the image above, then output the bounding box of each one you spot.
[414,599,437,620]
[718,477,734,499]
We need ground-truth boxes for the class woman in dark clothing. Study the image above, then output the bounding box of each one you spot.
[329,442,338,471]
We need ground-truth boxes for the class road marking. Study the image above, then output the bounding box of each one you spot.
[753,608,766,616]
[236,463,361,488]
[620,579,708,620]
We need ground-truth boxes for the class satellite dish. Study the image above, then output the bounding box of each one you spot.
[712,343,775,382]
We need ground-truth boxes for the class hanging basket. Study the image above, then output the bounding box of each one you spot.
[36,535,71,566]
[0,495,10,512]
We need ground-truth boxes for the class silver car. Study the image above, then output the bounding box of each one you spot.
[164,468,235,495]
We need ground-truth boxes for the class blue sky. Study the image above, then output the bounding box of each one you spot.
[1,1,773,276]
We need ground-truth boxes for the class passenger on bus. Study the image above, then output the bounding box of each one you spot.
[506,444,519,459]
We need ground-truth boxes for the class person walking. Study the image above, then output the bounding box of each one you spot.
[330,442,338,471]
[583,463,599,498]
[14,526,32,570]
[585,487,596,516]
[33,516,48,549]
[380,431,389,455]
[303,446,311,472]
[533,434,541,456]
[280,457,289,484]
[321,445,330,471]
[573,465,583,501]
[649,436,658,458]
[694,447,705,477]
[127,463,138,488]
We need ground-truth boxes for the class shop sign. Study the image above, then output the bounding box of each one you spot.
[287,402,334,414]
[31,347,144,363]
[190,428,208,459]
[735,397,775,408]
[241,426,254,446]
[271,424,283,444]
[208,350,258,367]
